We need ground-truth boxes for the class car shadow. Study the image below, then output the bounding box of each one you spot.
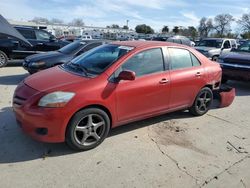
[6,60,23,67]
[0,106,196,164]
[0,73,29,85]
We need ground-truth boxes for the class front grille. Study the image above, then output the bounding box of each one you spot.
[13,95,27,107]
[13,82,38,107]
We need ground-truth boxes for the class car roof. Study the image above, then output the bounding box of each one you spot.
[112,40,185,48]
[203,38,235,41]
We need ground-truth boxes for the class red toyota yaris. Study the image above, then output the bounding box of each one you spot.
[13,41,222,150]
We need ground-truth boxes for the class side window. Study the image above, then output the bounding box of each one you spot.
[35,30,51,41]
[17,29,36,39]
[231,40,237,48]
[168,48,193,70]
[190,53,201,67]
[223,40,231,49]
[121,48,164,77]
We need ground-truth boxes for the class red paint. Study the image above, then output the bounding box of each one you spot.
[13,41,223,143]
[219,88,236,108]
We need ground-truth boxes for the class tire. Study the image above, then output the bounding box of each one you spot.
[0,50,8,68]
[189,87,213,116]
[66,108,111,151]
[212,56,219,61]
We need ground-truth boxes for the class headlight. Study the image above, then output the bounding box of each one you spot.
[31,61,46,67]
[38,91,75,108]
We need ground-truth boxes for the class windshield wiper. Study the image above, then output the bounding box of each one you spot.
[69,63,89,76]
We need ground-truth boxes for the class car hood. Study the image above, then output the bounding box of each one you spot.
[0,14,32,46]
[25,51,66,62]
[195,46,217,52]
[220,51,250,64]
[24,66,89,92]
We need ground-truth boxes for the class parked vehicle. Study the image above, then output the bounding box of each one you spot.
[23,40,109,74]
[79,35,93,40]
[167,36,194,47]
[195,38,237,61]
[217,40,250,83]
[13,41,223,151]
[0,25,69,67]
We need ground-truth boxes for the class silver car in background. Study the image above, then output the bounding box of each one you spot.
[195,38,237,61]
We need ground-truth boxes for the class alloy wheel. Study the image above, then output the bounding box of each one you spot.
[74,114,106,146]
[196,90,212,113]
[0,53,6,67]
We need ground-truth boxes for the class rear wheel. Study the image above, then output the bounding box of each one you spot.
[0,50,8,68]
[212,56,219,61]
[66,108,110,151]
[189,87,213,116]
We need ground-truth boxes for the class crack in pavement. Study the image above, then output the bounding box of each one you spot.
[200,155,250,187]
[147,126,200,187]
[206,114,249,130]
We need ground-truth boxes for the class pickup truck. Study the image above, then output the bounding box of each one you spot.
[0,26,69,67]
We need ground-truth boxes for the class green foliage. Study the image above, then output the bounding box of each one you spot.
[135,24,154,34]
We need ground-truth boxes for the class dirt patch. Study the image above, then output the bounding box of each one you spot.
[150,120,208,155]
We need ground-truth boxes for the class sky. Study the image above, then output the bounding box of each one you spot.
[0,0,249,32]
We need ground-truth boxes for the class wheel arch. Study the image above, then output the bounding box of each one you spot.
[68,104,113,129]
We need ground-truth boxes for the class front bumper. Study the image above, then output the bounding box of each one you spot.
[13,105,69,143]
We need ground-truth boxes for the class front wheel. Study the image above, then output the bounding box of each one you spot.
[189,87,213,116]
[0,50,8,68]
[66,108,110,151]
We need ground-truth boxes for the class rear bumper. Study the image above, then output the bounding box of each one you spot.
[217,86,235,108]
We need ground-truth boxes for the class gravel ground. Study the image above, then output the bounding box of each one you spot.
[0,64,250,188]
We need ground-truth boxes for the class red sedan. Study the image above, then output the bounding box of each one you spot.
[13,41,222,150]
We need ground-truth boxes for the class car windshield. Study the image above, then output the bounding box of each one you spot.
[58,41,86,54]
[197,40,222,48]
[236,41,250,53]
[64,44,134,76]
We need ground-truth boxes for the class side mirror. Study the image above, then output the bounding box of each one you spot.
[117,70,136,81]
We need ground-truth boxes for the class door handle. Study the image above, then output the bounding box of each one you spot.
[195,72,202,77]
[37,43,44,45]
[159,78,169,84]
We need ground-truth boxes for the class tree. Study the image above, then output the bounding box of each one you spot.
[172,26,179,35]
[241,31,250,39]
[111,24,120,29]
[122,25,129,30]
[50,18,63,25]
[162,26,169,33]
[135,24,154,34]
[69,18,84,27]
[198,17,214,38]
[237,13,250,32]
[180,26,198,40]
[214,14,234,37]
[31,17,49,24]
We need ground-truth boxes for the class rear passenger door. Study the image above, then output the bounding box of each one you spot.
[168,48,206,109]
